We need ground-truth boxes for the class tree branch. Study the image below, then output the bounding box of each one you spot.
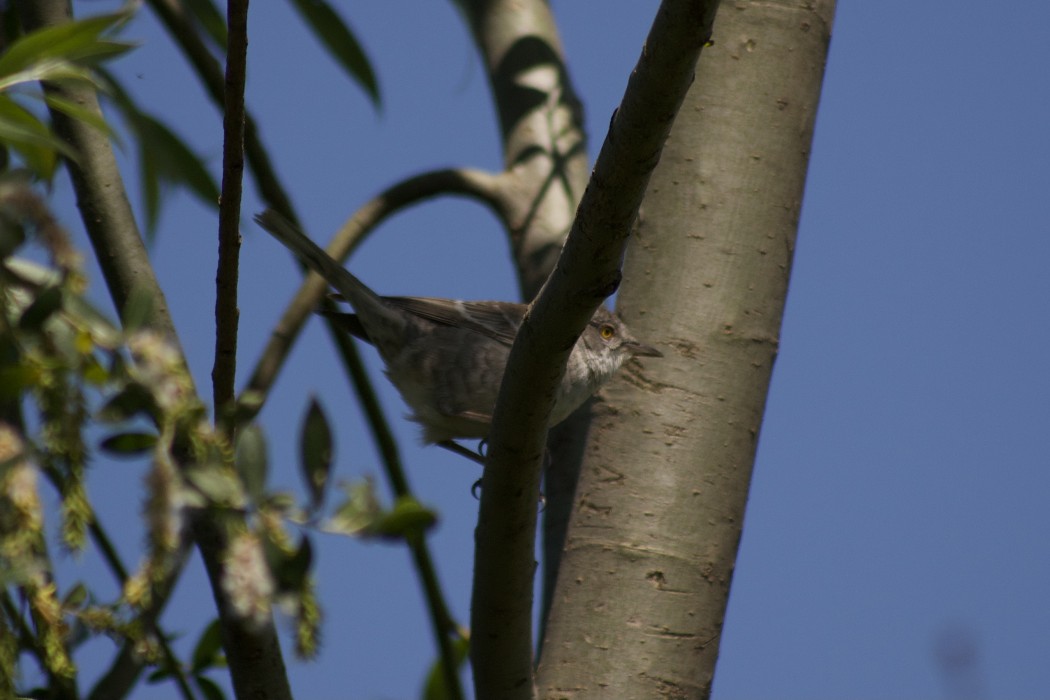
[16,3,293,698]
[211,0,247,419]
[15,0,182,347]
[459,0,591,299]
[470,1,719,696]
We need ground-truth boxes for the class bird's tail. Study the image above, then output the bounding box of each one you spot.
[254,209,405,338]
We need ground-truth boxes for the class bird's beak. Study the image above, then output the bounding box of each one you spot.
[629,340,663,358]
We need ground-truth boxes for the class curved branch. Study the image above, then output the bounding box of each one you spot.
[237,166,506,420]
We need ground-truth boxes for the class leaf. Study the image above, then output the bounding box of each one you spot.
[194,674,227,700]
[147,666,172,683]
[270,535,313,594]
[190,619,224,673]
[17,285,63,331]
[371,496,438,541]
[134,112,220,204]
[97,382,159,423]
[42,93,121,144]
[0,59,99,92]
[99,431,158,457]
[184,466,245,508]
[62,582,89,608]
[0,10,134,77]
[0,214,27,257]
[322,479,381,537]
[95,67,219,237]
[262,534,313,594]
[287,0,380,108]
[299,397,333,510]
[182,0,228,50]
[0,365,33,399]
[0,94,74,178]
[422,634,470,700]
[234,424,269,503]
[133,112,220,236]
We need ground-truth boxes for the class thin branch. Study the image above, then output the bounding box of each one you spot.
[470,0,719,697]
[192,4,293,700]
[211,0,248,419]
[237,167,506,421]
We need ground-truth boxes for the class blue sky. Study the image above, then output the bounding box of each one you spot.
[29,1,1050,698]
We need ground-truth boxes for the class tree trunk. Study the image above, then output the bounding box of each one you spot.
[537,2,837,697]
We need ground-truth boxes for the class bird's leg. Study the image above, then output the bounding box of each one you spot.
[467,442,549,509]
[437,439,485,465]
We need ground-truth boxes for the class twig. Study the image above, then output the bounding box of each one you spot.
[211,0,248,420]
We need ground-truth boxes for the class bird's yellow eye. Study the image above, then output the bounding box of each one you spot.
[599,324,616,340]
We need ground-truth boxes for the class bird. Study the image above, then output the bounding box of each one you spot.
[255,209,661,452]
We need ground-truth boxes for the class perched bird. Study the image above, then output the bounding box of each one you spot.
[255,210,661,450]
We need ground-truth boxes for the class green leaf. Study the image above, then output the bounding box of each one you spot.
[190,619,224,673]
[62,582,89,608]
[17,285,63,331]
[96,67,219,237]
[299,397,333,510]
[234,424,269,503]
[99,431,158,457]
[184,466,245,508]
[134,112,220,236]
[147,666,172,683]
[134,112,220,203]
[0,214,27,257]
[97,382,159,423]
[0,10,133,77]
[371,496,438,540]
[0,94,73,178]
[42,93,120,144]
[422,634,470,700]
[182,0,228,49]
[322,479,381,537]
[287,0,380,108]
[194,674,227,700]
[0,59,99,92]
[266,535,313,594]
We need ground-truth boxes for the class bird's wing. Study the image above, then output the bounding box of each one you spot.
[379,297,524,346]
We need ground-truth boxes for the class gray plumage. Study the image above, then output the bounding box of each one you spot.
[255,210,661,444]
